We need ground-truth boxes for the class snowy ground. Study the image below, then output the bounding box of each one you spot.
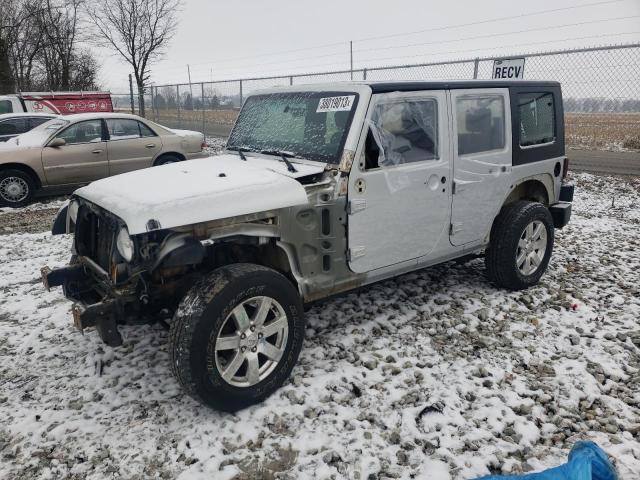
[0,172,638,480]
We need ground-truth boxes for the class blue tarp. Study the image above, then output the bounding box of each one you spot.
[476,441,618,480]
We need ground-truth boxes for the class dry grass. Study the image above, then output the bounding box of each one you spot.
[566,112,640,150]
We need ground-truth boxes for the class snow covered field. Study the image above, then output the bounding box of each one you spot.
[0,173,638,479]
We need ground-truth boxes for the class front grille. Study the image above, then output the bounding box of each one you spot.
[75,205,119,272]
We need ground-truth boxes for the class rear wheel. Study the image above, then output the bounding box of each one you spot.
[0,169,35,208]
[169,263,305,412]
[485,201,554,290]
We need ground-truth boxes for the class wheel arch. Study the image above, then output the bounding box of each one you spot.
[153,151,186,166]
[0,162,42,188]
[503,175,553,207]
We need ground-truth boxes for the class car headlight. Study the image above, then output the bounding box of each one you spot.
[116,227,134,262]
[68,200,79,223]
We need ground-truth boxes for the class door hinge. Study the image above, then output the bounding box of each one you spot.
[347,199,367,215]
[348,246,366,261]
[452,181,457,195]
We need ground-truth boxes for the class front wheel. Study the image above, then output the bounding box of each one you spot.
[0,169,36,208]
[169,264,305,412]
[485,201,554,290]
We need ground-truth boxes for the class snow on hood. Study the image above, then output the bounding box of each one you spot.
[74,154,324,235]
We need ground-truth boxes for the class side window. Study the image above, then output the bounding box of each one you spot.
[0,100,13,114]
[0,118,28,136]
[57,120,103,145]
[106,119,141,140]
[518,92,555,147]
[365,98,438,168]
[138,121,156,137]
[29,117,53,129]
[456,95,505,155]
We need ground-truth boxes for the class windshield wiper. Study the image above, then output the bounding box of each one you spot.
[227,146,250,161]
[260,150,298,173]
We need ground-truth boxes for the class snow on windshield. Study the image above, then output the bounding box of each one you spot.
[11,118,69,147]
[227,92,358,163]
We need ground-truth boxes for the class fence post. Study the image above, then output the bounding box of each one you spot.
[363,68,367,80]
[289,76,293,86]
[201,82,206,138]
[176,84,181,129]
[473,58,479,79]
[239,80,243,107]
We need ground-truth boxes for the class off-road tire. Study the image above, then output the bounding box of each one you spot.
[0,169,36,208]
[485,201,554,291]
[169,263,304,412]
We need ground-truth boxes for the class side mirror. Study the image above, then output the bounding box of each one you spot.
[49,138,66,148]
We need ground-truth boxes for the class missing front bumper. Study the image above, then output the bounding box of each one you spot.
[41,264,124,347]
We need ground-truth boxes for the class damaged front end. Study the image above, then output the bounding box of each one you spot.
[42,199,206,347]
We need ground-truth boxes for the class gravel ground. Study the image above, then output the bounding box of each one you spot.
[0,172,638,480]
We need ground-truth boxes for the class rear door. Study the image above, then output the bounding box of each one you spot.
[450,88,512,246]
[41,119,108,185]
[106,118,162,176]
[347,90,452,273]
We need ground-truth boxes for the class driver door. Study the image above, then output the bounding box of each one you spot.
[347,91,452,273]
[41,119,109,185]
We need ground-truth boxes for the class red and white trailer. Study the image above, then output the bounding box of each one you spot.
[0,92,113,115]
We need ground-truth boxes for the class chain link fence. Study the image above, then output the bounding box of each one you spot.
[115,43,640,151]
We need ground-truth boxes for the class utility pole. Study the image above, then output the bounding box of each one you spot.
[350,41,353,80]
[128,74,135,114]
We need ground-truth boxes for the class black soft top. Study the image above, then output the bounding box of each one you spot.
[367,80,560,93]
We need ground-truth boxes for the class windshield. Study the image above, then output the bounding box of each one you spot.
[227,91,358,163]
[10,118,70,147]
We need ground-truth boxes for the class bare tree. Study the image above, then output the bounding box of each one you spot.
[88,0,181,116]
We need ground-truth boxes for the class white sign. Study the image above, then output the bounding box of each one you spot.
[492,58,525,80]
[317,95,355,113]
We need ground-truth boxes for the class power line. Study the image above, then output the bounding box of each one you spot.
[148,0,629,74]
[168,32,640,83]
[152,16,639,79]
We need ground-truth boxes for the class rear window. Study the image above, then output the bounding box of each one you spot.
[456,95,505,155]
[518,92,555,147]
[0,100,13,114]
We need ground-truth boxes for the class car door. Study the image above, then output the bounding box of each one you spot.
[347,90,452,274]
[449,88,512,246]
[106,118,162,176]
[41,119,109,185]
[0,117,29,142]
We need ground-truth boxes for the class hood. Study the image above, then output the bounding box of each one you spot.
[0,137,41,151]
[75,154,325,235]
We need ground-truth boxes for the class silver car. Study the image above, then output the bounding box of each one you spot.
[0,113,207,207]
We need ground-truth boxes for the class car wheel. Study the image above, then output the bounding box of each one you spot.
[154,155,181,166]
[169,263,305,412]
[485,201,554,291]
[0,169,36,208]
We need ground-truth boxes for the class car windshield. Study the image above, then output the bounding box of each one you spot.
[11,118,70,147]
[227,91,359,163]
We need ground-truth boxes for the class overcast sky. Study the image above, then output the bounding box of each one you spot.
[94,0,640,93]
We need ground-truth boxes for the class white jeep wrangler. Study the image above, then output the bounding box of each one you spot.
[43,81,574,411]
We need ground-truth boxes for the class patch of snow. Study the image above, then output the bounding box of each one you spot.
[0,173,638,479]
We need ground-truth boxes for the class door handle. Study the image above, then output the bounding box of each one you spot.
[92,149,103,154]
[145,144,156,149]
[441,176,447,184]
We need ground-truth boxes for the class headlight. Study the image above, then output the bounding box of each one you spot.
[116,227,134,262]
[68,200,79,223]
